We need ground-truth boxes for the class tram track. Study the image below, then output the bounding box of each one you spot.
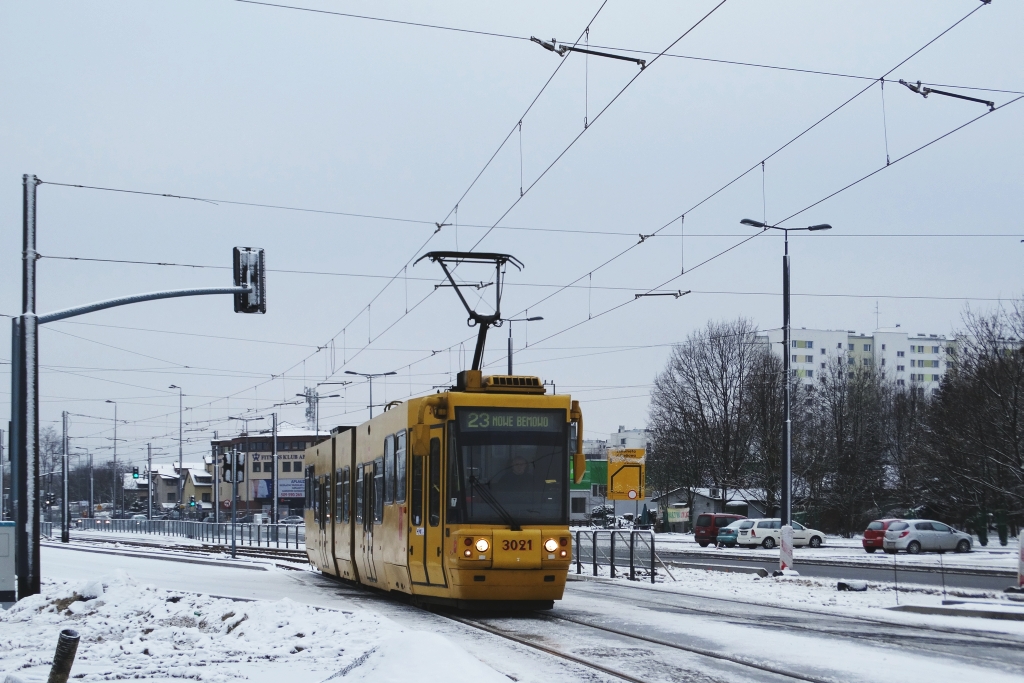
[44,535,309,568]
[438,610,829,683]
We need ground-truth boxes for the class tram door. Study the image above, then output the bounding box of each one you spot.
[408,454,427,584]
[424,436,446,586]
[318,475,331,571]
[361,462,378,583]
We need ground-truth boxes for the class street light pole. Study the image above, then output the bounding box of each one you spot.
[345,371,396,418]
[105,400,117,517]
[505,316,543,375]
[741,218,832,527]
[147,443,152,521]
[169,386,183,513]
[61,412,69,543]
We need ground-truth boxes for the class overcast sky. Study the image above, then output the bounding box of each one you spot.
[2,0,1022,467]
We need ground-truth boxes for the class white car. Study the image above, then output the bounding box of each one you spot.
[883,520,972,554]
[735,518,825,549]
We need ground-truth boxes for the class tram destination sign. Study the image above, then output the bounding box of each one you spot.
[457,408,563,433]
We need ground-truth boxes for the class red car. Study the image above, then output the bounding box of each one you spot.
[862,519,901,553]
[694,513,746,548]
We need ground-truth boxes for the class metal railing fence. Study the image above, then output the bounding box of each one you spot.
[72,518,305,549]
[573,529,656,583]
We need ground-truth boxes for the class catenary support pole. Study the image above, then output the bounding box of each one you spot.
[147,444,152,521]
[781,233,792,527]
[13,173,41,599]
[61,412,69,543]
[272,413,278,524]
[212,438,219,524]
[231,447,238,559]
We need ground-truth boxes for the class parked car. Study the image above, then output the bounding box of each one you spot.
[883,520,972,554]
[862,519,901,553]
[694,513,746,547]
[735,519,825,549]
[130,514,148,521]
[716,519,750,548]
[280,515,305,525]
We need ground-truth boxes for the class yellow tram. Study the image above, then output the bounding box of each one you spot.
[304,369,585,609]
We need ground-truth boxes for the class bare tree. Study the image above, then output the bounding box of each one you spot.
[648,318,759,510]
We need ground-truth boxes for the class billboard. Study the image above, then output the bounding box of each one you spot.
[249,478,305,499]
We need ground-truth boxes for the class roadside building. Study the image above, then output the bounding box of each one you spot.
[145,460,214,515]
[653,487,772,532]
[212,425,330,518]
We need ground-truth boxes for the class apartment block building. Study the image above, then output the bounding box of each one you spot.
[759,326,956,393]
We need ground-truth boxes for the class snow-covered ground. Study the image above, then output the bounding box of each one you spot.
[1,567,507,682]
[572,566,1024,634]
[7,542,1023,683]
[644,531,1019,571]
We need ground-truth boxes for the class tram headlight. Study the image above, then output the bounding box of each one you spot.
[475,539,489,553]
[544,538,558,553]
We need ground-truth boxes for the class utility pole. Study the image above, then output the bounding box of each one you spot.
[231,446,238,559]
[12,174,41,598]
[344,371,396,418]
[169,386,183,515]
[88,452,93,519]
[147,444,152,521]
[61,412,69,543]
[271,413,278,524]
[212,432,219,524]
[105,400,117,517]
[10,176,265,600]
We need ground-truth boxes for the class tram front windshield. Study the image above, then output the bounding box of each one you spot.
[448,408,568,526]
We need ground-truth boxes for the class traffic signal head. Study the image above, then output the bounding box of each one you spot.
[189,495,196,507]
[132,466,139,479]
[233,247,266,314]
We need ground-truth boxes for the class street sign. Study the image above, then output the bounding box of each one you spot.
[607,448,646,501]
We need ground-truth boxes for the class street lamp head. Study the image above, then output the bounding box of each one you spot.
[384,371,397,377]
[327,394,340,398]
[526,316,543,322]
[740,218,767,228]
[169,385,179,390]
[807,224,832,231]
[344,371,358,376]
[105,399,115,404]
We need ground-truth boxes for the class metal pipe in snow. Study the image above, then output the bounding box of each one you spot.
[46,628,80,683]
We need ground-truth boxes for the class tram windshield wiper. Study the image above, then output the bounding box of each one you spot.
[468,476,521,531]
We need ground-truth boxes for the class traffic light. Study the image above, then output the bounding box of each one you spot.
[189,495,196,508]
[233,247,266,314]
[132,466,139,479]
[222,450,245,482]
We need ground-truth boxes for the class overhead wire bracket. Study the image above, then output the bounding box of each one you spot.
[635,290,691,299]
[899,79,994,111]
[530,36,645,69]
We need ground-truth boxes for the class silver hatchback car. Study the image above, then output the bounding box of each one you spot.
[883,519,972,554]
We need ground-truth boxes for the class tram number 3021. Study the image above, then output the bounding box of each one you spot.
[502,539,533,551]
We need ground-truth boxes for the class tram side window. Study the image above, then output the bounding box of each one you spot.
[384,435,395,505]
[355,467,364,524]
[312,475,320,524]
[395,431,407,503]
[428,437,441,527]
[411,456,423,526]
[373,458,384,524]
[341,467,350,523]
[335,469,344,522]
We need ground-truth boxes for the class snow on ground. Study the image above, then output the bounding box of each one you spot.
[571,566,1024,636]
[0,571,508,683]
[639,530,1019,571]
